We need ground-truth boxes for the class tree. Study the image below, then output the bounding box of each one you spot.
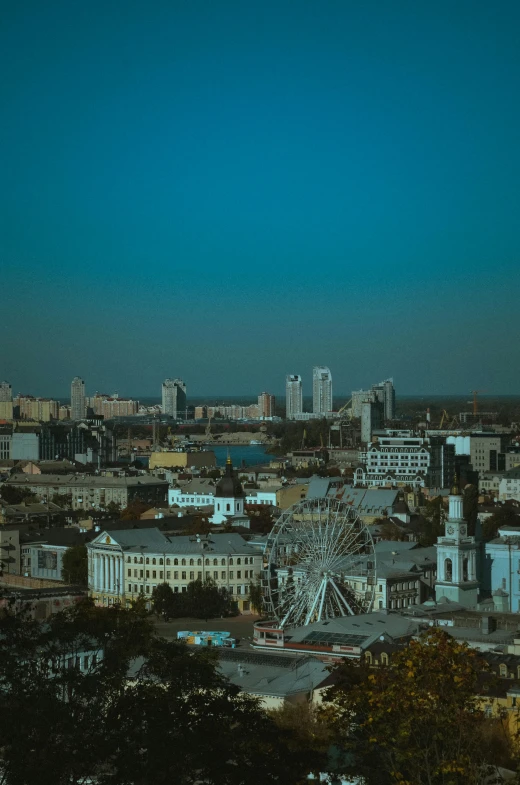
[248,580,264,615]
[420,495,445,546]
[324,628,503,785]
[0,485,38,505]
[0,599,317,785]
[183,578,235,619]
[61,545,88,585]
[482,505,520,542]
[151,582,176,619]
[120,500,152,520]
[463,484,479,535]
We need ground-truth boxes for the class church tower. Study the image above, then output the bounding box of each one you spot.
[210,456,247,525]
[435,476,479,607]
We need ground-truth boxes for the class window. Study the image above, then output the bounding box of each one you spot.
[174,559,178,565]
[237,571,241,579]
[189,559,194,566]
[229,571,234,579]
[181,559,186,566]
[221,571,226,579]
[237,558,241,565]
[236,585,242,594]
[145,586,150,593]
[146,558,150,565]
[378,600,383,609]
[197,571,202,579]
[213,571,218,579]
[174,571,178,579]
[205,559,210,565]
[190,571,194,580]
[166,571,171,579]
[365,652,373,665]
[127,584,132,592]
[213,559,218,566]
[500,664,508,678]
[166,558,171,565]
[139,570,143,578]
[226,504,230,511]
[159,571,163,579]
[181,571,186,580]
[152,558,156,565]
[381,653,389,666]
[127,569,131,577]
[197,559,202,566]
[444,558,452,582]
[502,578,507,590]
[221,558,226,566]
[133,569,137,577]
[229,558,233,565]
[159,559,163,565]
[152,570,156,579]
[133,557,137,564]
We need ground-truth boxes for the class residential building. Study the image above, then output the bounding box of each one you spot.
[0,528,20,575]
[258,392,275,419]
[470,434,509,474]
[99,397,139,418]
[371,378,395,420]
[87,529,262,613]
[0,381,12,402]
[312,366,332,415]
[499,468,520,502]
[161,378,187,418]
[59,405,71,420]
[355,434,430,488]
[285,375,303,420]
[71,377,86,420]
[14,396,59,422]
[0,431,11,460]
[2,473,168,511]
[360,399,384,444]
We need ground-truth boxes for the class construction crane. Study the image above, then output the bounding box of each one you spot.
[470,390,487,416]
[439,410,450,429]
[336,397,353,420]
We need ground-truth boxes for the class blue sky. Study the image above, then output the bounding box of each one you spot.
[1,0,519,398]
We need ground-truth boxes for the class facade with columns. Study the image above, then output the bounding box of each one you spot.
[87,528,262,613]
[435,482,479,608]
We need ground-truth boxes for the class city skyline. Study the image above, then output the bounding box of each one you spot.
[2,1,520,395]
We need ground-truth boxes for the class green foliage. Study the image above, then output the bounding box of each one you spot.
[420,496,445,545]
[463,484,479,535]
[247,580,264,615]
[151,578,236,620]
[0,599,316,784]
[61,545,88,585]
[0,485,38,505]
[482,505,520,542]
[324,628,504,785]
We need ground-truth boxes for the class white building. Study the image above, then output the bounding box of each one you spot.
[70,376,86,420]
[352,379,395,421]
[285,374,303,419]
[0,381,12,401]
[499,468,520,501]
[161,378,187,418]
[312,366,332,415]
[355,434,430,488]
[87,528,262,613]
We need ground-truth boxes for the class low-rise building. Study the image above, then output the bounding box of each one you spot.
[87,529,262,613]
[499,469,520,502]
[356,434,430,488]
[2,473,168,511]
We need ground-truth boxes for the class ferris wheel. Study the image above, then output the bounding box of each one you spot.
[264,498,376,629]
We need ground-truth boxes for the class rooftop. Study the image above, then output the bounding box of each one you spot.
[5,473,168,488]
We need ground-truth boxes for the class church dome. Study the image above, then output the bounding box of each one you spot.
[215,456,245,498]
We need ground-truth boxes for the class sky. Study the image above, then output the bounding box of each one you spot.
[1,0,519,398]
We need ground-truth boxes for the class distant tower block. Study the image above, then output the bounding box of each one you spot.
[285,375,303,420]
[71,377,86,420]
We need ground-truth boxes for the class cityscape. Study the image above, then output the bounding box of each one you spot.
[2,1,520,784]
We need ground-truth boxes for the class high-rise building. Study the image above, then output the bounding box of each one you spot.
[360,399,384,444]
[0,381,12,402]
[286,375,303,420]
[371,378,395,420]
[258,392,275,419]
[312,366,333,415]
[71,377,86,420]
[161,378,187,418]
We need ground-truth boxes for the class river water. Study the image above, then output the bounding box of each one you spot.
[211,445,272,467]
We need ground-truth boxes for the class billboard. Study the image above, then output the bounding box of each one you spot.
[37,550,58,571]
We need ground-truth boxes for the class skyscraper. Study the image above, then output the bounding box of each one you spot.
[258,392,275,419]
[372,378,396,420]
[71,376,86,420]
[0,381,12,401]
[312,366,333,415]
[161,378,187,418]
[286,375,303,420]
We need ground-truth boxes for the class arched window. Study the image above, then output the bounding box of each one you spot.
[159,559,163,565]
[381,653,389,666]
[189,559,194,566]
[500,664,508,678]
[134,557,137,563]
[146,558,150,565]
[213,558,218,566]
[226,503,230,512]
[444,558,452,582]
[197,559,202,566]
[205,558,210,566]
[152,558,156,565]
[463,558,469,581]
[139,557,143,564]
[237,558,241,565]
[181,559,186,566]
[218,503,220,511]
[166,558,170,565]
[229,558,233,565]
[173,558,178,566]
[365,652,373,665]
[221,558,226,566]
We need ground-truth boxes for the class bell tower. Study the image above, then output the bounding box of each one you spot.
[435,476,479,607]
